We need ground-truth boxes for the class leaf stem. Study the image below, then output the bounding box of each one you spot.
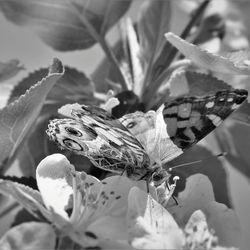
[69,1,128,91]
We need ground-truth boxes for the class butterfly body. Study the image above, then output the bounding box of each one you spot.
[47,89,248,185]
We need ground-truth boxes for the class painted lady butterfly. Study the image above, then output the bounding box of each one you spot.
[46,89,248,186]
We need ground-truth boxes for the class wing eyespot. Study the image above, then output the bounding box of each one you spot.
[65,127,83,137]
[62,138,87,152]
[126,121,137,129]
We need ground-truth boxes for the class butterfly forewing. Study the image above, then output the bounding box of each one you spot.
[162,89,248,150]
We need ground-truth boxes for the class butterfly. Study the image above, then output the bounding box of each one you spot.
[46,89,248,186]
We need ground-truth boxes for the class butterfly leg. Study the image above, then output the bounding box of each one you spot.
[165,182,178,205]
[156,176,180,207]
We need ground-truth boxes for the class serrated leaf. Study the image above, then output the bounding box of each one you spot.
[0,0,131,51]
[0,178,46,220]
[168,71,231,97]
[0,222,56,249]
[7,66,94,175]
[0,59,24,82]
[0,58,64,172]
[0,176,38,190]
[165,32,250,75]
[9,66,95,116]
[222,50,250,68]
[137,0,171,64]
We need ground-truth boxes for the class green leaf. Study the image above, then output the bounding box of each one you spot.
[215,121,250,181]
[0,178,46,220]
[165,32,250,75]
[9,66,95,116]
[154,70,232,109]
[0,197,20,238]
[8,66,95,175]
[168,71,231,97]
[99,0,132,36]
[0,0,131,51]
[137,0,171,67]
[231,102,250,124]
[137,0,172,97]
[123,19,144,97]
[0,59,24,83]
[0,58,64,172]
[91,39,127,93]
[0,222,56,250]
[225,161,250,250]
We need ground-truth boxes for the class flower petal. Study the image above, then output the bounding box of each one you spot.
[36,154,74,218]
[127,187,184,249]
[184,210,218,249]
[88,215,128,241]
[92,176,155,218]
[168,174,215,227]
[204,201,241,247]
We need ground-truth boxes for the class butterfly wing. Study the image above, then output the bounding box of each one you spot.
[120,107,184,166]
[47,105,150,179]
[162,89,248,155]
[121,89,248,165]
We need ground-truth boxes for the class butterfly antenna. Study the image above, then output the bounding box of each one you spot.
[168,152,227,172]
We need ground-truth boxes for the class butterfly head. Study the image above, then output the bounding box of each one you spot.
[150,166,171,187]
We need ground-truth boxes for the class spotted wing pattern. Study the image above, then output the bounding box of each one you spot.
[47,105,150,180]
[163,89,248,150]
